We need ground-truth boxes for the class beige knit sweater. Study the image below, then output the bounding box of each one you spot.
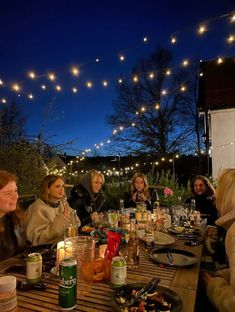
[26,198,80,246]
[206,209,235,311]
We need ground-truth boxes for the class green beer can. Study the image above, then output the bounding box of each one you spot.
[59,258,77,311]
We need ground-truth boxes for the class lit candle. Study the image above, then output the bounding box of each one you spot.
[99,244,107,258]
[56,241,65,275]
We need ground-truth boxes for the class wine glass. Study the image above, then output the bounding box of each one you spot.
[108,210,119,228]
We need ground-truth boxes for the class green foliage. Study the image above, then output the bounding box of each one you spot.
[147,170,191,206]
[0,141,46,195]
[103,179,129,210]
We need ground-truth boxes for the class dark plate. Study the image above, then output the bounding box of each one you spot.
[22,243,55,260]
[111,282,183,312]
[150,248,197,267]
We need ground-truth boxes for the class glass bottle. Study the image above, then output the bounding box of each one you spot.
[145,212,154,250]
[127,219,139,269]
[119,199,124,214]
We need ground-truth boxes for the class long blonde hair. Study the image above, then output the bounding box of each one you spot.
[130,172,150,199]
[216,169,235,216]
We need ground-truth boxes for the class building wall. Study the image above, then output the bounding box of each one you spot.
[210,108,235,178]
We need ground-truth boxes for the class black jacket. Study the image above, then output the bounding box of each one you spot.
[185,194,217,225]
[69,185,105,227]
[0,214,27,261]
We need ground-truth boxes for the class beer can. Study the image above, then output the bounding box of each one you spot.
[26,252,42,285]
[59,258,77,311]
[111,256,126,288]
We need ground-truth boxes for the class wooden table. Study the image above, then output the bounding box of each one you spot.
[0,238,203,312]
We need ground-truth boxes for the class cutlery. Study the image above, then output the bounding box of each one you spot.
[167,249,174,266]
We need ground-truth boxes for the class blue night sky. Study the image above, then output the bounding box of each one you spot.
[0,0,234,155]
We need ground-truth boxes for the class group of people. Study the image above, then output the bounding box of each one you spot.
[1,167,235,311]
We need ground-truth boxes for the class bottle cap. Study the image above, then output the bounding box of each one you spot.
[0,276,16,293]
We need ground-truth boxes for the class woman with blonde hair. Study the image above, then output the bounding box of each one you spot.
[26,174,80,246]
[125,172,152,210]
[204,169,235,312]
[69,169,105,227]
[0,170,27,260]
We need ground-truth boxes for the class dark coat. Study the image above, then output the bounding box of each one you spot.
[124,192,152,211]
[185,194,217,225]
[0,214,27,261]
[69,185,105,227]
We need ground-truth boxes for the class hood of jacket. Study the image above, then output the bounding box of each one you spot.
[79,171,95,199]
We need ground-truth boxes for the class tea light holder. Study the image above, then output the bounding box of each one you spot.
[56,241,65,275]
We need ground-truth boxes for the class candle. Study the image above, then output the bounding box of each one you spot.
[56,241,65,275]
[99,244,107,258]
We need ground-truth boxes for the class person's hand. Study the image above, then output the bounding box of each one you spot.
[62,199,70,219]
[132,192,137,202]
[203,271,213,289]
[91,211,104,224]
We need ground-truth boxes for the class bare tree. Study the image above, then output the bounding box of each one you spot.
[106,47,203,156]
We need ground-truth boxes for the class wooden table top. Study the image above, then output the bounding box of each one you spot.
[0,237,203,312]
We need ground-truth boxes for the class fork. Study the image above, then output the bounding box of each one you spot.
[167,249,174,266]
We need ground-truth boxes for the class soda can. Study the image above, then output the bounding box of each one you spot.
[26,252,42,285]
[111,256,127,288]
[59,258,77,311]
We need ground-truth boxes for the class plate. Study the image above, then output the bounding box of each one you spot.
[111,282,183,312]
[154,231,176,245]
[23,243,56,260]
[150,248,197,267]
[168,227,185,234]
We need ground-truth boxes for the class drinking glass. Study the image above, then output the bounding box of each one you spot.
[108,210,119,228]
[64,224,78,239]
[64,236,95,297]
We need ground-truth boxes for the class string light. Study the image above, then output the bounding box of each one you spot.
[1,98,6,104]
[227,35,235,44]
[118,78,123,84]
[165,69,171,76]
[217,57,223,64]
[72,87,78,93]
[11,83,21,92]
[102,80,108,87]
[230,14,235,23]
[148,72,155,79]
[86,81,93,88]
[0,79,4,85]
[55,85,62,91]
[96,58,100,62]
[180,85,186,92]
[28,93,34,99]
[143,36,148,43]
[182,59,189,67]
[71,67,80,77]
[170,36,177,44]
[155,103,160,109]
[119,55,125,62]
[132,75,139,83]
[28,71,36,79]
[197,24,207,35]
[41,84,47,90]
[48,73,56,81]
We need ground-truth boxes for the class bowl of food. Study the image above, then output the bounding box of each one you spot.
[111,282,183,312]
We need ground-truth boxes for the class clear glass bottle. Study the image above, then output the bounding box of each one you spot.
[127,219,139,269]
[119,199,124,214]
